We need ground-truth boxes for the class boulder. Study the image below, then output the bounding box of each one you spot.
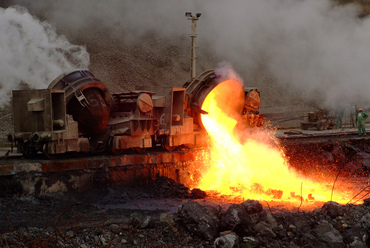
[360,213,370,230]
[322,201,342,218]
[219,200,264,236]
[130,212,154,229]
[177,200,219,241]
[342,227,367,246]
[314,220,344,248]
[214,232,239,248]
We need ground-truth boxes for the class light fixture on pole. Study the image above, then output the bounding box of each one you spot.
[185,12,201,80]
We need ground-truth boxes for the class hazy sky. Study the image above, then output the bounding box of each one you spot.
[3,0,370,108]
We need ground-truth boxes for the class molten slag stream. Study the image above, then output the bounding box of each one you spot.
[197,79,354,205]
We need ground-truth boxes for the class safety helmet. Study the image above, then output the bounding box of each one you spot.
[359,108,363,111]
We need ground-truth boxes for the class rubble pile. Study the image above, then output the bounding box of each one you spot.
[2,189,370,247]
[177,199,370,247]
[146,176,207,199]
[146,176,192,198]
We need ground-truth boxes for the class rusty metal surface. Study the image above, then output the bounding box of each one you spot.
[12,89,66,133]
[2,126,368,176]
[0,149,206,176]
[48,69,112,136]
[0,149,208,196]
[10,69,258,158]
[1,128,370,196]
[41,150,203,173]
[67,88,110,136]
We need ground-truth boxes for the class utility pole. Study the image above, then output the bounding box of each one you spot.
[185,12,201,81]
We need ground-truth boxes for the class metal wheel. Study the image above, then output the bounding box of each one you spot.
[185,144,195,150]
[134,147,146,153]
[163,144,175,151]
[161,137,175,151]
[108,137,123,155]
[110,148,123,155]
[43,143,56,159]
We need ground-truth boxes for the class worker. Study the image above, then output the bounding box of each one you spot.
[356,108,369,136]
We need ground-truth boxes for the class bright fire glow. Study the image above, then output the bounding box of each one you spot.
[196,79,356,206]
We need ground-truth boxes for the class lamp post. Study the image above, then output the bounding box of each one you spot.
[185,12,201,81]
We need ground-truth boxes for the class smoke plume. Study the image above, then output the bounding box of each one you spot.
[5,0,370,108]
[0,6,89,106]
[215,62,243,84]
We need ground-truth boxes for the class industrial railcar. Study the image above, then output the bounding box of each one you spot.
[8,69,263,158]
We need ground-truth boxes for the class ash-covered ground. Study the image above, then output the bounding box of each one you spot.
[1,176,370,247]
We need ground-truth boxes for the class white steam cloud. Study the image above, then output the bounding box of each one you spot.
[5,0,370,108]
[0,6,89,106]
[215,62,243,84]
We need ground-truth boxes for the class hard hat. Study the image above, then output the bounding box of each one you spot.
[359,108,363,111]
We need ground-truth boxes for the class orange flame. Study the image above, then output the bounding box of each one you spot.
[196,79,356,206]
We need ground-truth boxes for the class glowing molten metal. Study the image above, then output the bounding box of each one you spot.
[197,79,355,207]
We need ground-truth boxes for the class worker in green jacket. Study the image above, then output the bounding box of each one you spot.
[356,108,369,136]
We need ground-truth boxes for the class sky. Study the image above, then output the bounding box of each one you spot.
[2,0,370,109]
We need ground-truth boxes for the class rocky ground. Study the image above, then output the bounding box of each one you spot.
[1,176,370,248]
